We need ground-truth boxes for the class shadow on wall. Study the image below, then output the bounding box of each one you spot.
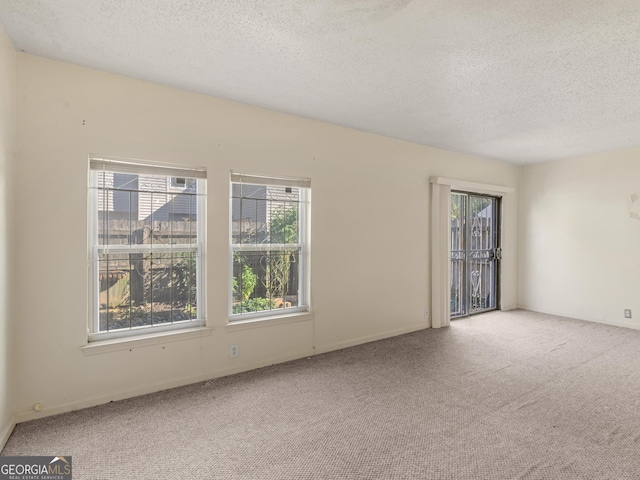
[629,194,640,221]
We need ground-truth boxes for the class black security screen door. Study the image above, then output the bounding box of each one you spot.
[450,193,501,318]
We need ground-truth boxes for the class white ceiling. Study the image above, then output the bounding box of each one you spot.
[1,0,640,164]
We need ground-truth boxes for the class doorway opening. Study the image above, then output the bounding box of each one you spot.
[450,192,501,318]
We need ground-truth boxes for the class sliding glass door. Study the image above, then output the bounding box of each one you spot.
[451,192,500,318]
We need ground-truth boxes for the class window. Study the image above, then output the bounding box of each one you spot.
[170,177,196,190]
[89,156,206,341]
[230,172,310,320]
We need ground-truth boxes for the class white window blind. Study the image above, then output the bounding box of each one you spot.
[91,156,207,179]
[230,171,310,189]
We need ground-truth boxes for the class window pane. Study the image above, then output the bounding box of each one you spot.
[188,194,198,245]
[164,251,198,322]
[97,173,198,247]
[268,201,299,244]
[232,249,300,315]
[149,252,197,324]
[149,252,171,325]
[98,251,198,331]
[232,253,261,313]
[98,252,135,331]
[231,184,300,246]
[231,186,268,244]
[237,183,267,200]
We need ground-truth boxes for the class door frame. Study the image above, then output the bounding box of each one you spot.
[429,177,514,328]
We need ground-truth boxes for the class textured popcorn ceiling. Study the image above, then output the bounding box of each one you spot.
[1,0,640,164]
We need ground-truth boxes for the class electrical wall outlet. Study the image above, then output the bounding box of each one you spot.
[624,309,632,319]
[424,309,430,319]
[229,344,239,358]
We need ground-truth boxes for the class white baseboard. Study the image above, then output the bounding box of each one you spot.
[518,305,640,331]
[14,348,316,424]
[316,323,429,355]
[13,324,431,425]
[501,304,519,311]
[0,415,16,452]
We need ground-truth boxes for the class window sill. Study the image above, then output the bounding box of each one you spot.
[80,326,212,356]
[226,311,314,331]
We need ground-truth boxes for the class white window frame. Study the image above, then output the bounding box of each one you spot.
[88,155,207,341]
[229,171,311,322]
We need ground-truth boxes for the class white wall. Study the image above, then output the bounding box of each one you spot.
[13,54,519,420]
[519,148,640,327]
[0,25,16,445]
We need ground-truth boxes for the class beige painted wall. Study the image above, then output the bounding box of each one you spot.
[0,25,16,444]
[13,54,519,420]
[519,148,640,327]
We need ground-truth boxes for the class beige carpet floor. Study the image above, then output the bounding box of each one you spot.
[4,309,640,479]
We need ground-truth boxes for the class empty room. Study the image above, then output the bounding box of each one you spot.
[1,1,640,479]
